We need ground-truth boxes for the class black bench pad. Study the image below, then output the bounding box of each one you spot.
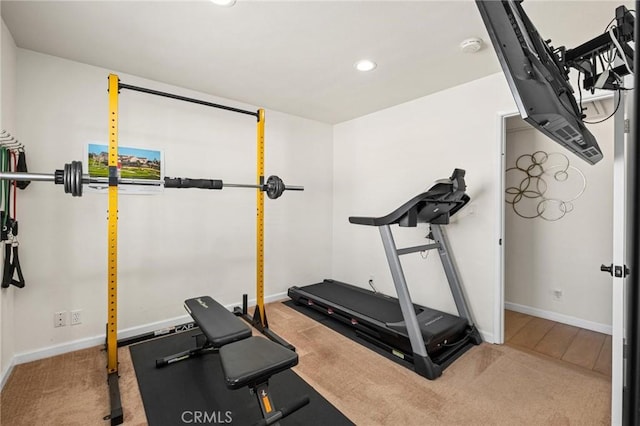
[184,296,251,348]
[220,336,298,390]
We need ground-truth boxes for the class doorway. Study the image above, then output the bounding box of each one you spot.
[495,92,634,422]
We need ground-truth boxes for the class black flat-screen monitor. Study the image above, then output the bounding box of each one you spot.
[476,0,603,165]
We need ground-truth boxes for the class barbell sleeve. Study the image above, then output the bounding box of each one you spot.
[282,185,304,191]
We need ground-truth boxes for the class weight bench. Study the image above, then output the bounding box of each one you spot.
[156,296,309,425]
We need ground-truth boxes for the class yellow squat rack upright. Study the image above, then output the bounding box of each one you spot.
[105,74,122,425]
[104,74,296,424]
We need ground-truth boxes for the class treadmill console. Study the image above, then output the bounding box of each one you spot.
[349,168,470,227]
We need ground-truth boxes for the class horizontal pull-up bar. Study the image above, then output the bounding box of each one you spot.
[118,82,260,120]
[0,161,303,199]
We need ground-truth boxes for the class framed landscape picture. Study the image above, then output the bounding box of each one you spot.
[86,143,164,194]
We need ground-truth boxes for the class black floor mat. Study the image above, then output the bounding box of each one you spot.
[283,300,416,372]
[129,330,354,426]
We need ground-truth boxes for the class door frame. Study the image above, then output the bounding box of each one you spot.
[494,91,620,418]
[494,91,615,344]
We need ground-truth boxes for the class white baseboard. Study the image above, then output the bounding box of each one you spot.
[478,329,494,344]
[505,302,612,335]
[9,292,290,368]
[263,291,289,304]
[12,312,195,366]
[1,356,16,391]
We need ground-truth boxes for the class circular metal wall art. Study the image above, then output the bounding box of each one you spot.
[505,151,586,221]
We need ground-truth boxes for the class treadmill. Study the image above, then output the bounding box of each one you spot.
[288,169,482,380]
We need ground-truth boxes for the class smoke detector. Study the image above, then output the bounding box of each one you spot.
[460,38,483,53]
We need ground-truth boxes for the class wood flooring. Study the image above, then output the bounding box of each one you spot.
[505,309,612,376]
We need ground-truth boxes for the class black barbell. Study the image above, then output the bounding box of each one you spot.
[0,161,303,199]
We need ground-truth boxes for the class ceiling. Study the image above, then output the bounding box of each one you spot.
[0,1,629,124]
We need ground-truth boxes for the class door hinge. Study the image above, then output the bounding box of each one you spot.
[625,119,631,133]
[624,343,630,359]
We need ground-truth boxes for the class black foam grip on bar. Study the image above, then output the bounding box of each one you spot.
[163,177,223,190]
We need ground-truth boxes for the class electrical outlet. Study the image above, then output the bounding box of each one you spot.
[54,311,67,328]
[71,310,82,325]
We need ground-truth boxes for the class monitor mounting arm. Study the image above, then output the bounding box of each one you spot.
[560,5,634,92]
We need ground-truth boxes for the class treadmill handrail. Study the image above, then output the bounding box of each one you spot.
[349,168,469,227]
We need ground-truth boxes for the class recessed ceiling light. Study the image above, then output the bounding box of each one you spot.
[355,59,377,72]
[210,0,236,6]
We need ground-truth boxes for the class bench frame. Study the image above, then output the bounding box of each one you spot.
[156,296,309,426]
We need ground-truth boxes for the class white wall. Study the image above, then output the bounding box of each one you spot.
[333,73,516,341]
[12,49,333,357]
[505,106,614,329]
[1,17,18,386]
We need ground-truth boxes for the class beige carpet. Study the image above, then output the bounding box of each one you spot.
[268,302,611,425]
[1,345,146,426]
[1,301,611,425]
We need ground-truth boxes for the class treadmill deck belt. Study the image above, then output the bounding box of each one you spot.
[298,281,420,324]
